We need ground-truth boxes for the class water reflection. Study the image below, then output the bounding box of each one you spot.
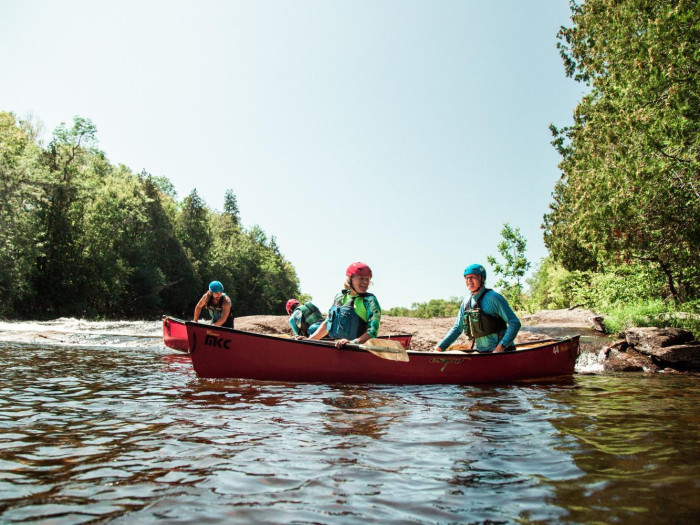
[321,387,406,439]
[0,342,699,523]
[545,375,700,523]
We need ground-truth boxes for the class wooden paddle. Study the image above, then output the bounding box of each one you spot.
[349,338,409,362]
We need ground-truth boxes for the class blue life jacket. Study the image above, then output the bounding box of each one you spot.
[327,291,373,340]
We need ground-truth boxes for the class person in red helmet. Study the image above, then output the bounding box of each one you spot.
[286,298,324,338]
[308,262,381,348]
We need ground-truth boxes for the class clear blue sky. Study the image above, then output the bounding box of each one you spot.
[1,0,584,310]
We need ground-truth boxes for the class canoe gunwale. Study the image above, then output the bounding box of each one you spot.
[185,321,578,358]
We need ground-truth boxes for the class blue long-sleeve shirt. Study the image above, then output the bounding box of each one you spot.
[289,309,304,336]
[438,288,521,352]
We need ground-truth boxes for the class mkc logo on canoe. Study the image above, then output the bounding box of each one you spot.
[204,331,232,350]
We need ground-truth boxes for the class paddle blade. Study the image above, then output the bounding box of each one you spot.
[362,338,409,362]
[368,338,405,351]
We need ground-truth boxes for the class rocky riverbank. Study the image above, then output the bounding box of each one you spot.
[602,327,700,373]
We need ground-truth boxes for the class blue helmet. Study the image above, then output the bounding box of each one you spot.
[463,264,486,280]
[209,280,224,293]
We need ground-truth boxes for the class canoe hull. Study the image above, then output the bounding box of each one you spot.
[162,317,189,352]
[187,322,580,385]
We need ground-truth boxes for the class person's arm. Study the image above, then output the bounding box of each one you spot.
[490,294,521,353]
[363,295,381,340]
[289,310,302,336]
[310,296,337,341]
[193,293,208,322]
[434,301,466,351]
[308,321,328,340]
[214,297,232,326]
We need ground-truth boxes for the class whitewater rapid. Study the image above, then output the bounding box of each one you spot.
[0,318,165,349]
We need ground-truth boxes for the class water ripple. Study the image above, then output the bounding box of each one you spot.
[0,337,698,523]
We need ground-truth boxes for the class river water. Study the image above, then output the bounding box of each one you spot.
[0,320,698,524]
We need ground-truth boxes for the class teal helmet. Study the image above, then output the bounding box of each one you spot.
[209,280,224,293]
[463,264,486,280]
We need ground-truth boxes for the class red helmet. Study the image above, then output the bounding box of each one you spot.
[346,262,372,278]
[285,299,300,315]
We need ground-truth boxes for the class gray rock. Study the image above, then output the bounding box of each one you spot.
[604,348,658,373]
[602,339,628,357]
[624,327,694,351]
[588,315,606,332]
[638,343,700,368]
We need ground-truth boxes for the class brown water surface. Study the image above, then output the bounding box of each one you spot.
[0,330,698,523]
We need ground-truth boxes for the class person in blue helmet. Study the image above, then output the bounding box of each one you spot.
[193,281,234,328]
[434,264,520,353]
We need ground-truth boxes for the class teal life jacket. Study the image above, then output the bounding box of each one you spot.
[462,289,506,340]
[328,291,373,340]
[206,293,234,328]
[297,302,324,336]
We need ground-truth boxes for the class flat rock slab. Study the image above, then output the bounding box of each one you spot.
[625,327,694,350]
[639,343,700,367]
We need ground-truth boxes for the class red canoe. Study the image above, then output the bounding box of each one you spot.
[162,316,413,353]
[162,316,190,352]
[186,322,580,384]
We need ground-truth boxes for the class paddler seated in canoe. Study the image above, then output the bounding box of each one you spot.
[286,298,325,339]
[307,262,381,348]
[434,264,520,353]
[193,280,234,328]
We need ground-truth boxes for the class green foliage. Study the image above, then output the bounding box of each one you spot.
[524,257,699,335]
[178,189,211,275]
[0,113,301,319]
[524,257,583,311]
[545,0,700,301]
[487,223,531,310]
[0,112,47,315]
[223,189,241,226]
[31,116,101,315]
[526,258,661,312]
[210,224,300,315]
[599,300,700,338]
[384,297,462,319]
[567,264,659,313]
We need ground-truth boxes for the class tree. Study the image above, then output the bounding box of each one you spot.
[32,117,99,314]
[0,112,46,315]
[177,189,211,279]
[525,257,582,310]
[140,174,199,316]
[487,223,531,309]
[223,189,241,226]
[545,0,700,301]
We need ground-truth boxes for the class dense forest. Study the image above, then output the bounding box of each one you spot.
[538,0,699,331]
[544,0,699,299]
[0,113,300,319]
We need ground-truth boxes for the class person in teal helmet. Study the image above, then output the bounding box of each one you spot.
[434,264,520,353]
[193,281,234,328]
